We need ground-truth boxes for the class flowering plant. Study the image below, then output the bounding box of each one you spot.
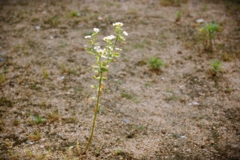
[84,22,127,152]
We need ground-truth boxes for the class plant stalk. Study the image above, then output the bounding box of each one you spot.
[85,71,103,152]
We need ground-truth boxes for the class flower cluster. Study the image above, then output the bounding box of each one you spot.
[85,22,128,80]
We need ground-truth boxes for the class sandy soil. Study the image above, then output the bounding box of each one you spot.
[0,0,240,159]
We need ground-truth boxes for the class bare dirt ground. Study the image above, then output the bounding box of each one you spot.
[0,0,240,159]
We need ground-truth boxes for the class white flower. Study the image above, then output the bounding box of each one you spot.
[115,48,122,51]
[113,22,123,27]
[85,35,91,39]
[108,46,113,50]
[103,35,115,41]
[96,48,106,54]
[94,46,101,50]
[123,31,128,36]
[93,28,99,33]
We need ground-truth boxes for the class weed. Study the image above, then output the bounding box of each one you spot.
[172,133,181,139]
[25,148,34,158]
[30,115,46,124]
[145,82,153,87]
[58,41,68,48]
[160,0,188,6]
[198,22,220,51]
[121,91,140,103]
[74,87,83,93]
[44,16,60,27]
[95,148,101,157]
[84,22,127,152]
[0,120,4,131]
[67,11,79,18]
[9,151,20,160]
[12,119,20,126]
[184,55,192,60]
[103,1,115,6]
[134,43,144,49]
[224,87,232,94]
[221,52,233,62]
[28,131,41,141]
[63,117,77,124]
[0,97,13,107]
[209,60,222,76]
[114,149,123,155]
[121,92,133,99]
[203,4,208,11]
[29,83,41,91]
[0,73,5,84]
[31,17,39,22]
[48,111,61,123]
[147,57,164,70]
[175,11,181,22]
[27,39,37,48]
[136,124,147,131]
[42,69,49,79]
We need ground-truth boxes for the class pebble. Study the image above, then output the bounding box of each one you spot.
[35,26,41,30]
[0,58,4,62]
[196,18,204,23]
[122,118,130,123]
[180,135,186,139]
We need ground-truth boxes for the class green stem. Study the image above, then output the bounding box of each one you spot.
[85,70,103,152]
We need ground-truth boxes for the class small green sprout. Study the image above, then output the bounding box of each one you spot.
[175,11,181,22]
[84,22,127,152]
[42,70,49,79]
[199,22,220,51]
[67,11,79,18]
[28,131,41,141]
[0,73,5,84]
[44,16,60,27]
[209,60,222,76]
[114,149,123,155]
[147,57,164,70]
[30,115,46,124]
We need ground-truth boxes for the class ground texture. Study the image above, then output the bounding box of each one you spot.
[0,0,240,159]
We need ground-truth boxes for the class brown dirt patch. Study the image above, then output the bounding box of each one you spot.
[0,0,240,159]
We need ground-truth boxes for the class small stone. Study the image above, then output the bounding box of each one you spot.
[186,148,191,152]
[180,135,186,139]
[192,101,200,106]
[0,58,4,62]
[122,118,130,123]
[35,26,41,30]
[161,130,167,134]
[177,51,182,54]
[196,18,204,23]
